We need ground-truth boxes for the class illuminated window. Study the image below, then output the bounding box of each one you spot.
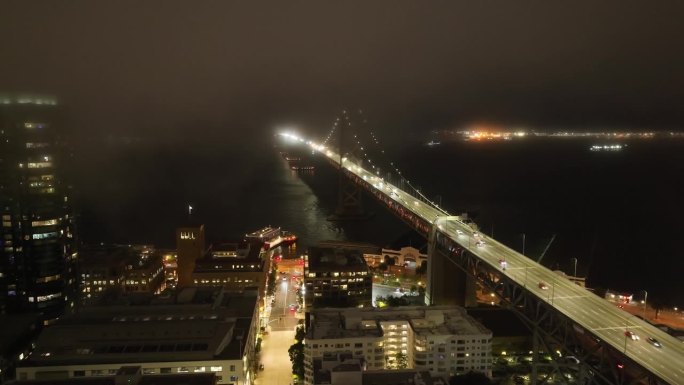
[32,232,59,240]
[32,219,58,227]
[27,162,52,168]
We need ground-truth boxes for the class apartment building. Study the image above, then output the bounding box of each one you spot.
[304,306,492,384]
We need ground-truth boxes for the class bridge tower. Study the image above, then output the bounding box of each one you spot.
[425,218,477,307]
[328,110,372,221]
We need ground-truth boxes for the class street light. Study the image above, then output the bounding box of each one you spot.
[521,233,526,256]
[642,290,648,321]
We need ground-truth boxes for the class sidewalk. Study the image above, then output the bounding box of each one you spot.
[620,302,684,330]
[254,329,296,385]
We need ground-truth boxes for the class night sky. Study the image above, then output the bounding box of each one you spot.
[2,1,684,143]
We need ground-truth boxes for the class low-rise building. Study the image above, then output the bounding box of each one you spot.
[192,243,269,300]
[364,246,427,271]
[79,246,127,306]
[311,353,445,385]
[80,245,165,305]
[14,365,217,385]
[17,288,259,385]
[304,243,373,309]
[123,253,165,294]
[304,306,492,384]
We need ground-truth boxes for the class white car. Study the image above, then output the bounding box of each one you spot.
[476,240,485,247]
[473,232,480,238]
[456,229,464,235]
[625,331,639,341]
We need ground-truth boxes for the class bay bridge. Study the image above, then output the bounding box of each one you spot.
[279,128,684,385]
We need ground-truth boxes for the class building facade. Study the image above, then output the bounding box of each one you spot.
[192,243,269,299]
[364,246,427,271]
[304,243,372,309]
[0,97,76,324]
[176,225,205,288]
[79,245,165,306]
[304,306,492,384]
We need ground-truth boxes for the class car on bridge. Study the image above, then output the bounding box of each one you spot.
[625,331,640,341]
[476,240,485,247]
[647,337,662,348]
[498,259,508,270]
[456,229,463,235]
[538,282,549,290]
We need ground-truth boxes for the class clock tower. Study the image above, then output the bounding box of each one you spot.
[176,224,205,288]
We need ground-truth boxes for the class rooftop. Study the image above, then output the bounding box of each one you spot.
[21,288,257,367]
[363,370,439,385]
[307,245,371,273]
[307,306,491,340]
[13,373,216,385]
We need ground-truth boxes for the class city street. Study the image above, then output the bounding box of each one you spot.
[255,260,303,385]
[255,330,295,385]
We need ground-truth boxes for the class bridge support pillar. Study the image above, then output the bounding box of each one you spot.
[425,221,477,307]
[328,175,372,221]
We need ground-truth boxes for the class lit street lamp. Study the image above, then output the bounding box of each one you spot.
[643,290,648,320]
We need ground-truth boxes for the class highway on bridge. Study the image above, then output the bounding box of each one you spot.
[285,133,684,385]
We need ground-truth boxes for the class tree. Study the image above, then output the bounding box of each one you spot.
[650,297,667,320]
[384,255,396,266]
[449,371,492,385]
[375,295,410,307]
[416,261,428,275]
[395,352,408,369]
[266,265,278,297]
[410,284,418,294]
[288,326,306,380]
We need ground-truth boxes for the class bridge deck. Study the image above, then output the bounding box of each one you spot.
[310,143,684,385]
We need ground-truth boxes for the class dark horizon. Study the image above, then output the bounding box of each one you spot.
[2,1,684,146]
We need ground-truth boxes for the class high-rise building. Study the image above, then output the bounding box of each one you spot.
[0,96,76,324]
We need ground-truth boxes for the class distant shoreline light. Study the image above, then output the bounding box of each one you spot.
[590,144,624,152]
[0,95,58,105]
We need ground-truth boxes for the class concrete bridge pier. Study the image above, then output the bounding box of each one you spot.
[425,220,477,307]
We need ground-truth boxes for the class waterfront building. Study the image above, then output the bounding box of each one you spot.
[304,306,492,384]
[16,287,259,385]
[0,97,76,324]
[364,246,427,271]
[192,242,269,300]
[304,242,373,309]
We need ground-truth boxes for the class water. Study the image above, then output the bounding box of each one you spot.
[70,137,684,305]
